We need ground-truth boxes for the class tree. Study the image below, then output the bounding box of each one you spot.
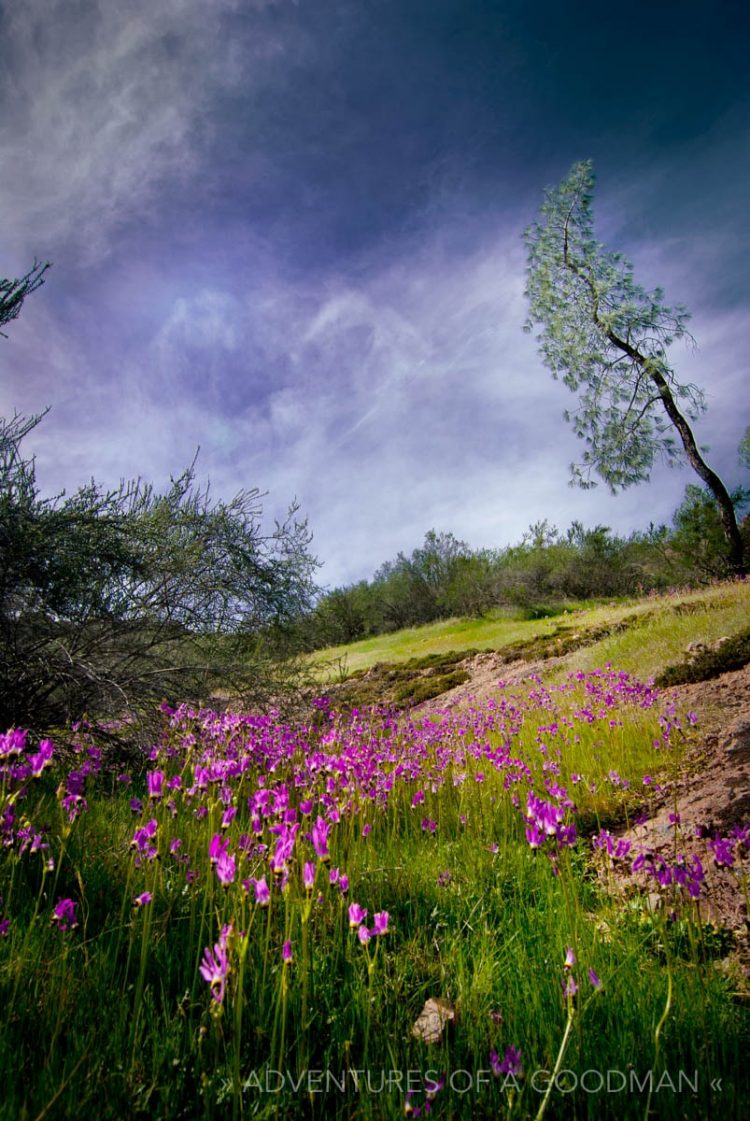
[667,483,749,582]
[1,261,50,336]
[0,411,319,732]
[524,161,745,575]
[0,411,319,733]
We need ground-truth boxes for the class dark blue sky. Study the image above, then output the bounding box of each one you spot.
[1,0,748,585]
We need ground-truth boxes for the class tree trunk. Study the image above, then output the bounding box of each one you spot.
[608,330,746,577]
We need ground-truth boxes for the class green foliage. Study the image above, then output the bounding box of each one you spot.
[666,484,750,581]
[301,519,699,656]
[0,412,318,732]
[740,425,750,469]
[392,668,470,705]
[524,160,699,490]
[655,627,750,687]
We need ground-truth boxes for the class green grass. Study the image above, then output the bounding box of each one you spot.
[2,582,750,1120]
[307,607,580,678]
[310,582,750,686]
[557,582,750,681]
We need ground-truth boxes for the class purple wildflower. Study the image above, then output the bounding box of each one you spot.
[709,837,735,868]
[209,833,228,864]
[311,815,331,861]
[146,770,164,800]
[52,897,78,931]
[371,911,389,936]
[252,877,270,906]
[563,974,578,998]
[215,848,236,887]
[491,1044,520,1080]
[200,940,230,1004]
[348,902,367,928]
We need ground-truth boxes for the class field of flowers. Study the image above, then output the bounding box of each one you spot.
[1,667,749,1119]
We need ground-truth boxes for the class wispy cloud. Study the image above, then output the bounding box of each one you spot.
[0,0,289,264]
[1,1,747,589]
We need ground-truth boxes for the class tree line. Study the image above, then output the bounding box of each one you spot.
[299,496,749,651]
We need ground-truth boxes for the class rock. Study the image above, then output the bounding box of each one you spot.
[724,718,750,761]
[411,997,456,1044]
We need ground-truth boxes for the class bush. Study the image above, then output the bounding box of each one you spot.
[655,628,750,687]
[0,411,318,733]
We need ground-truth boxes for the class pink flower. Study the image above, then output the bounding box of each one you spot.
[371,911,389,936]
[348,902,367,928]
[133,891,152,907]
[252,876,270,906]
[302,861,316,891]
[200,941,230,1004]
[282,939,292,964]
[311,815,331,861]
[215,849,236,886]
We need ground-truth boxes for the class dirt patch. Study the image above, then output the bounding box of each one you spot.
[410,649,565,716]
[618,666,750,953]
[413,651,750,975]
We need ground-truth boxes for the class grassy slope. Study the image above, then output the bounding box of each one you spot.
[4,581,750,1121]
[310,582,750,686]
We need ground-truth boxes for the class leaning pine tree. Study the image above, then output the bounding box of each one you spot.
[524,160,745,576]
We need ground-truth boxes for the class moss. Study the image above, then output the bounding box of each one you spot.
[499,613,650,662]
[393,670,471,705]
[655,627,750,687]
[320,650,476,712]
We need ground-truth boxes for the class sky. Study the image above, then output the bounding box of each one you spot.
[1,0,748,589]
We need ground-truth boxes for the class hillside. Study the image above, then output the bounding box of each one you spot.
[3,579,749,1119]
[314,580,750,944]
[311,581,750,706]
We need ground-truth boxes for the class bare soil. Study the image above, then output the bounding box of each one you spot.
[414,653,750,974]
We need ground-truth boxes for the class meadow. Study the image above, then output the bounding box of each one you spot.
[1,583,749,1120]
